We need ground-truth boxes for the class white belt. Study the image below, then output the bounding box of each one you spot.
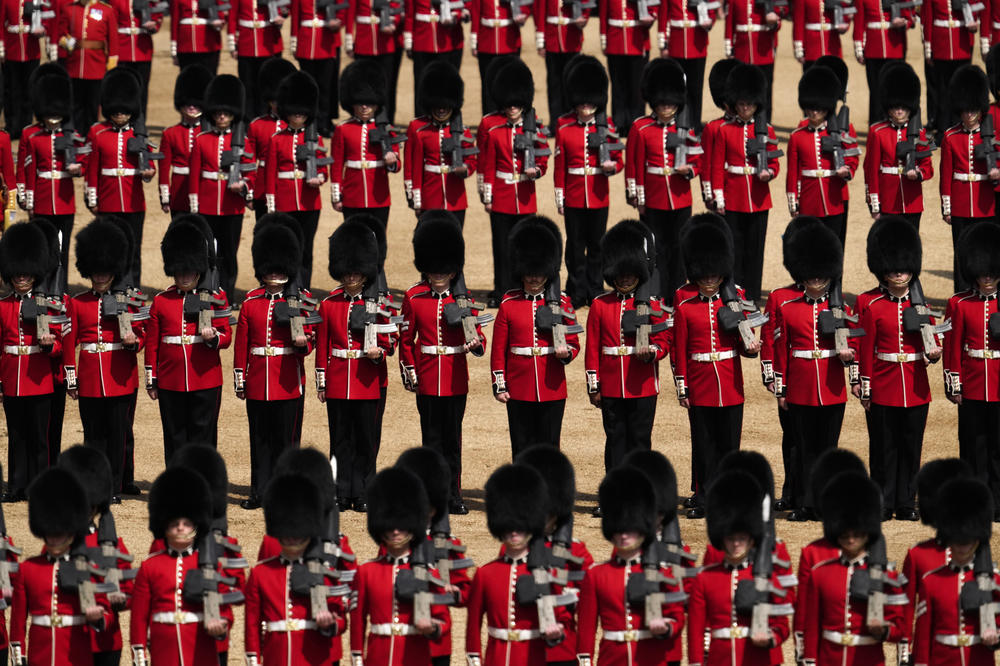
[345,159,384,169]
[823,630,879,647]
[202,170,229,181]
[6,25,31,33]
[712,626,750,639]
[301,18,327,27]
[954,173,989,182]
[933,18,966,27]
[171,166,190,175]
[608,18,639,26]
[420,344,465,355]
[546,15,571,24]
[370,622,420,636]
[330,348,364,359]
[3,345,41,355]
[238,19,269,28]
[802,169,835,178]
[496,171,529,183]
[179,17,207,24]
[356,14,377,23]
[488,627,541,641]
[877,351,921,363]
[118,26,144,34]
[30,614,86,627]
[646,166,675,176]
[37,170,71,179]
[480,17,512,26]
[880,165,905,175]
[867,21,890,28]
[805,22,832,30]
[965,347,1000,359]
[935,634,981,647]
[511,346,555,356]
[265,619,318,632]
[152,611,203,625]
[735,23,766,31]
[424,164,458,174]
[250,346,296,356]
[603,629,654,642]
[791,348,837,359]
[669,19,697,27]
[567,166,600,176]
[602,345,636,356]
[690,350,737,362]
[161,335,204,345]
[415,12,445,22]
[81,342,124,353]
[101,168,138,176]
[726,164,757,175]
[277,170,306,179]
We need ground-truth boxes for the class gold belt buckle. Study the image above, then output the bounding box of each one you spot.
[18,345,28,355]
[896,353,907,363]
[181,335,193,345]
[710,352,720,361]
[957,634,972,647]
[743,166,754,175]
[347,350,360,359]
[440,165,451,174]
[294,169,304,179]
[531,347,542,356]
[430,14,439,21]
[265,347,276,357]
[986,350,996,359]
[51,614,62,627]
[96,342,107,352]
[508,629,520,641]
[117,168,125,176]
[584,167,594,175]
[361,160,372,169]
[812,349,823,359]
[174,610,185,624]
[437,345,446,355]
[948,19,957,26]
[218,172,227,181]
[287,618,301,631]
[392,624,404,636]
[618,346,628,355]
[623,629,637,642]
[193,17,203,24]
[840,633,854,646]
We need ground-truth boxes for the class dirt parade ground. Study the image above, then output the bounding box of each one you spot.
[0,14,995,665]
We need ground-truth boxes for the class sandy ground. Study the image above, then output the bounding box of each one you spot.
[0,15,995,665]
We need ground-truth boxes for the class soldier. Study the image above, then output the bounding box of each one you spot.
[535,0,589,130]
[234,220,315,510]
[791,0,848,69]
[10,467,111,666]
[0,0,51,139]
[474,54,519,200]
[17,63,71,216]
[658,0,717,131]
[109,0,162,117]
[987,46,1000,216]
[863,62,933,228]
[343,0,403,123]
[248,56,295,221]
[598,0,652,134]
[159,64,214,219]
[469,0,526,113]
[723,0,784,120]
[403,0,464,117]
[698,58,739,211]
[673,215,761,519]
[56,0,119,133]
[399,214,486,515]
[0,222,62,503]
[0,462,20,665]
[289,0,346,137]
[922,0,983,139]
[228,0,285,117]
[170,0,227,72]
[853,0,915,124]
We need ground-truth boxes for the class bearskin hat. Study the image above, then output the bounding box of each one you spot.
[395,447,451,521]
[29,62,68,119]
[148,467,212,539]
[28,468,90,539]
[949,65,990,115]
[566,55,608,110]
[493,59,534,110]
[784,219,843,283]
[100,67,141,117]
[509,215,562,284]
[57,446,113,513]
[367,467,429,544]
[809,448,867,518]
[259,57,297,104]
[988,45,1000,99]
[255,212,305,250]
[681,213,734,281]
[719,450,775,499]
[340,60,386,113]
[866,215,921,279]
[959,220,1000,285]
[419,61,464,111]
[935,477,994,544]
[485,464,548,540]
[161,215,213,277]
[346,213,388,270]
[600,466,657,542]
[252,221,301,281]
[32,218,62,281]
[74,217,130,280]
[708,59,740,110]
[517,445,576,523]
[169,445,229,522]
[34,72,72,121]
[275,447,337,514]
[602,220,651,286]
[880,62,921,114]
[706,470,764,551]
[278,70,319,122]
[621,449,678,526]
[641,57,687,109]
[264,473,324,540]
[814,55,848,101]
[413,212,464,275]
[174,64,214,112]
[0,222,55,284]
[798,65,840,115]
[916,457,973,526]
[485,54,520,113]
[820,471,882,544]
[204,74,246,120]
[782,216,819,278]
[725,63,767,109]
[329,220,379,285]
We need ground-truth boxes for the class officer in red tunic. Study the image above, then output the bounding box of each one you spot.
[234,220,315,510]
[791,0,848,68]
[923,0,982,137]
[1,0,51,139]
[109,0,162,117]
[399,214,487,515]
[724,0,784,120]
[159,65,213,219]
[491,216,580,456]
[403,0,464,116]
[698,58,738,210]
[227,0,284,117]
[853,0,915,124]
[56,0,119,132]
[248,56,295,221]
[170,0,227,72]
[316,219,393,509]
[10,467,112,666]
[658,0,717,131]
[534,0,588,131]
[344,0,403,123]
[289,0,344,137]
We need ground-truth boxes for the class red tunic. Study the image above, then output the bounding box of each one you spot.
[939,124,997,219]
[584,291,669,399]
[0,292,63,396]
[228,0,283,56]
[233,290,315,401]
[863,120,933,215]
[314,289,393,401]
[794,539,840,640]
[170,0,226,54]
[922,0,980,60]
[344,0,400,55]
[405,117,476,212]
[290,0,344,59]
[16,123,43,204]
[247,114,285,203]
[711,118,780,213]
[403,0,463,52]
[80,529,132,653]
[792,0,844,60]
[857,290,933,408]
[627,116,701,211]
[264,127,326,212]
[533,0,587,53]
[469,0,522,54]
[330,118,395,209]
[108,0,161,62]
[599,0,651,55]
[85,124,150,213]
[158,123,200,212]
[698,115,728,204]
[902,539,948,644]
[785,122,857,217]
[554,117,624,209]
[772,294,851,406]
[1,0,46,61]
[913,563,1000,666]
[852,0,913,59]
[23,127,79,215]
[63,291,145,398]
[724,0,781,64]
[943,290,1000,402]
[57,0,119,80]
[481,120,549,215]
[189,128,257,215]
[659,0,716,58]
[760,284,803,387]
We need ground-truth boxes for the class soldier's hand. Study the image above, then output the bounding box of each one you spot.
[648,617,670,636]
[601,159,617,175]
[122,331,138,346]
[68,163,83,176]
[836,166,850,179]
[236,389,246,400]
[384,152,398,167]
[588,392,601,408]
[860,398,871,412]
[109,591,127,611]
[745,338,762,354]
[557,204,564,215]
[675,164,692,176]
[172,55,180,66]
[307,176,324,188]
[201,326,217,341]
[147,388,158,400]
[904,168,920,181]
[514,11,528,24]
[990,167,1000,181]
[982,627,998,646]
[67,388,78,400]
[317,388,326,403]
[778,396,788,410]
[636,348,655,363]
[757,169,773,182]
[537,46,546,57]
[967,19,978,33]
[637,204,646,215]
[494,391,510,404]
[484,202,492,212]
[890,16,906,27]
[524,166,540,179]
[453,165,468,177]
[765,10,779,23]
[555,345,569,358]
[835,22,848,32]
[947,392,962,405]
[39,333,55,348]
[161,203,171,214]
[205,618,227,638]
[84,606,104,624]
[294,334,308,347]
[678,397,690,409]
[542,623,564,642]
[332,200,344,212]
[464,339,482,353]
[315,609,335,629]
[414,617,439,636]
[572,15,587,28]
[660,47,669,57]
[365,347,382,360]
[865,623,887,640]
[851,383,862,399]
[750,630,772,648]
[471,43,478,56]
[838,348,855,364]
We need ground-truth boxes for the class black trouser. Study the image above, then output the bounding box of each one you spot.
[327,397,380,502]
[412,50,462,117]
[93,650,121,666]
[868,402,927,512]
[253,197,268,223]
[896,212,922,230]
[284,209,321,290]
[343,206,390,228]
[118,60,152,118]
[676,57,706,132]
[299,54,340,136]
[958,399,1000,508]
[950,216,983,293]
[646,206,691,306]
[724,210,768,303]
[607,53,648,137]
[4,59,38,139]
[237,55,270,119]
[158,386,222,463]
[600,395,656,473]
[123,391,137,488]
[79,393,135,494]
[417,208,464,226]
[4,393,51,494]
[203,213,244,299]
[354,52,402,123]
[71,78,102,139]
[929,58,970,136]
[478,50,519,114]
[925,58,938,133]
[545,51,578,131]
[787,402,845,509]
[817,213,846,249]
[41,214,74,294]
[564,206,608,306]
[778,402,792,500]
[416,393,466,500]
[506,399,565,459]
[246,396,304,499]
[688,403,743,506]
[490,211,523,298]
[103,211,145,284]
[177,51,220,75]
[865,58,897,126]
[48,379,65,467]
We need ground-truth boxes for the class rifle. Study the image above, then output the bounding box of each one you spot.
[293,508,356,623]
[442,272,494,346]
[315,0,348,20]
[515,536,581,635]
[625,545,688,627]
[257,0,290,21]
[372,0,403,29]
[824,0,856,24]
[20,259,70,350]
[429,511,475,584]
[349,278,401,353]
[133,0,169,25]
[182,532,245,628]
[22,0,52,33]
[960,542,1000,638]
[848,533,906,626]
[817,281,864,355]
[686,0,720,23]
[895,111,936,174]
[733,495,793,638]
[220,120,255,193]
[440,112,478,174]
[631,0,659,21]
[952,0,984,25]
[562,0,595,19]
[649,517,700,582]
[0,504,20,609]
[587,110,625,169]
[198,0,230,21]
[513,109,552,175]
[974,113,1000,172]
[182,247,231,334]
[535,279,583,351]
[902,278,950,355]
[745,113,783,175]
[273,280,323,343]
[89,510,137,605]
[370,109,406,163]
[59,539,117,613]
[505,0,533,15]
[431,0,468,23]
[53,121,81,170]
[718,277,768,352]
[126,115,164,174]
[101,274,151,343]
[664,106,700,170]
[620,236,668,353]
[821,106,862,172]
[755,0,789,16]
[296,122,335,183]
[880,0,920,20]
[394,537,457,625]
